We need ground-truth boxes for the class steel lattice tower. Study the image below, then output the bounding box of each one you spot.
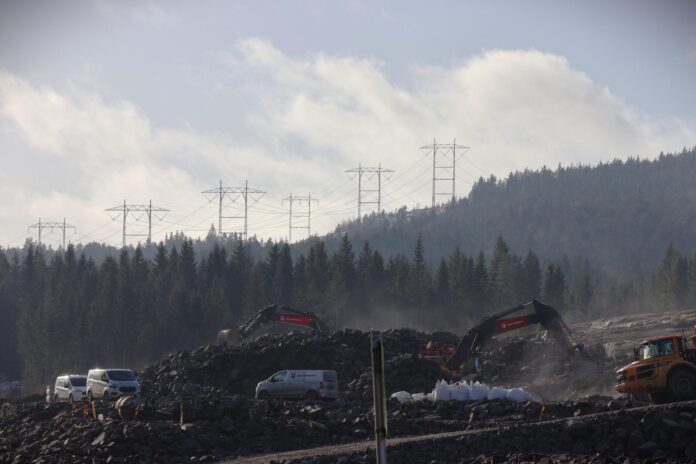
[28,218,76,247]
[105,200,169,247]
[420,138,470,207]
[345,164,394,220]
[282,193,318,242]
[202,180,265,240]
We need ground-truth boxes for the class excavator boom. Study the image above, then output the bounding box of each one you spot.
[218,304,328,344]
[445,299,583,372]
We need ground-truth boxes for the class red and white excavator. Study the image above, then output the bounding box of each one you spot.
[437,299,588,374]
[217,304,329,345]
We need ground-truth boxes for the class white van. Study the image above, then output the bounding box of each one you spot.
[53,375,86,404]
[86,368,140,402]
[255,370,338,400]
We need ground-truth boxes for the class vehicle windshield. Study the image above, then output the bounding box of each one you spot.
[69,377,86,386]
[639,339,675,360]
[107,370,136,381]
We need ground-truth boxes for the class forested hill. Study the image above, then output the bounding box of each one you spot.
[306,147,696,276]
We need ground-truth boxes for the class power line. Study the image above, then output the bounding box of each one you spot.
[420,138,470,207]
[282,193,318,243]
[202,180,265,240]
[105,200,169,247]
[27,218,76,248]
[345,164,394,220]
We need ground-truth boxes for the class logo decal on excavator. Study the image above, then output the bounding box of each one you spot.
[496,316,529,333]
[279,315,313,327]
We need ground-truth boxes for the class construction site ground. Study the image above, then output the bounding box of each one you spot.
[1,309,695,463]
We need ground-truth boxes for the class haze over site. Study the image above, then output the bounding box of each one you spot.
[0,1,695,248]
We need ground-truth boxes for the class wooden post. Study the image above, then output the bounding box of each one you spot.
[371,331,388,464]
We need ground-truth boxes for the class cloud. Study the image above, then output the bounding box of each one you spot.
[94,0,173,27]
[0,40,695,246]
[231,40,695,171]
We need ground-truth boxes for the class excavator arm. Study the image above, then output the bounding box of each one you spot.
[238,304,329,341]
[445,299,584,372]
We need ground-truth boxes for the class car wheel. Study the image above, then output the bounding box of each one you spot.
[668,369,696,401]
[53,394,59,404]
[305,390,319,400]
[258,390,270,400]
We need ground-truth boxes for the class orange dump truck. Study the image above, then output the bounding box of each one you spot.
[615,327,696,403]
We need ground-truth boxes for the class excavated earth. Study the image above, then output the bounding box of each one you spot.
[1,309,695,463]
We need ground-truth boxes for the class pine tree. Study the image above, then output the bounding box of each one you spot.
[543,264,567,309]
[408,235,431,312]
[655,244,688,311]
[306,241,330,310]
[521,250,542,301]
[274,243,294,304]
[491,236,516,307]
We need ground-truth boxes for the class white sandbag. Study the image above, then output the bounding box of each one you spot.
[487,386,508,400]
[506,388,533,402]
[451,381,470,401]
[411,392,428,402]
[433,379,452,401]
[468,381,490,401]
[390,391,413,403]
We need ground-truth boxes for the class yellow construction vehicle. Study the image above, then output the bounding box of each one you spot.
[615,327,696,403]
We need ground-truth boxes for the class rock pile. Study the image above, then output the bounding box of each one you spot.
[139,329,459,403]
[347,354,457,400]
[471,333,613,400]
[2,389,636,463]
[0,327,658,463]
[287,400,696,464]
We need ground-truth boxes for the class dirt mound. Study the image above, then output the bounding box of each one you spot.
[139,329,459,402]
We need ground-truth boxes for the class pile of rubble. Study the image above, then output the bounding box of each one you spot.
[1,391,641,463]
[0,326,656,463]
[287,400,696,463]
[471,333,613,400]
[139,329,459,405]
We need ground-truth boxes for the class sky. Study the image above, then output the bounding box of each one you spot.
[0,0,695,248]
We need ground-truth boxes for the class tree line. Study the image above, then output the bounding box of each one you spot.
[0,235,692,386]
[318,146,696,276]
[0,235,570,385]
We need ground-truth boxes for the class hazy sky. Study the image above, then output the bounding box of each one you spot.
[1,0,695,248]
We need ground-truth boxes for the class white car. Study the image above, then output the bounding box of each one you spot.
[255,370,338,400]
[53,375,87,404]
[86,368,141,402]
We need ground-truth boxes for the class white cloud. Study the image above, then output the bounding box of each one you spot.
[94,0,173,27]
[1,41,695,247]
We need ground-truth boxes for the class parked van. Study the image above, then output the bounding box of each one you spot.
[255,370,338,400]
[86,368,140,402]
[53,375,86,404]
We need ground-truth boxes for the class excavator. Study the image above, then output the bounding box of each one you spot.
[217,304,329,345]
[443,299,588,374]
[615,328,696,403]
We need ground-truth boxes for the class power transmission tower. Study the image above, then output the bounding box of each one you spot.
[105,200,169,247]
[345,164,394,220]
[282,193,318,243]
[28,218,76,247]
[420,138,470,207]
[202,180,265,240]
